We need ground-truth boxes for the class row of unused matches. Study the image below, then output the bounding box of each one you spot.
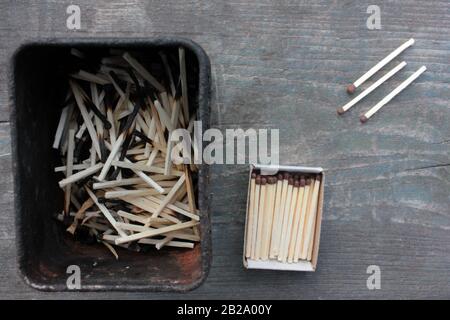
[245,172,322,264]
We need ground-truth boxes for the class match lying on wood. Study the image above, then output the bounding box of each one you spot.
[346,38,414,94]
[338,61,407,115]
[53,47,200,259]
[360,65,427,123]
[244,165,324,271]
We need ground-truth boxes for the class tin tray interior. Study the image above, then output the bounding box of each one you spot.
[11,39,211,291]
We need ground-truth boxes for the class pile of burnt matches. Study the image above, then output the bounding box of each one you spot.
[53,47,200,258]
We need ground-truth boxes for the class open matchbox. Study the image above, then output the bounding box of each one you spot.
[243,164,324,271]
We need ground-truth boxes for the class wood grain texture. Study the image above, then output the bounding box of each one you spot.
[0,0,449,299]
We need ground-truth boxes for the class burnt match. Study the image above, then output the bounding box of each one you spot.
[53,47,201,258]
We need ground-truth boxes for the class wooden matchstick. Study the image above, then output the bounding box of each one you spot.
[288,177,305,263]
[254,176,267,259]
[277,176,294,262]
[301,176,321,260]
[53,105,72,149]
[347,38,414,94]
[293,177,312,262]
[123,52,165,92]
[261,176,277,260]
[70,80,101,157]
[338,61,407,115]
[272,173,289,258]
[115,220,199,245]
[360,66,427,123]
[245,172,257,258]
[98,132,124,181]
[269,173,284,259]
[250,175,261,259]
[179,47,190,125]
[59,163,103,188]
[104,188,169,199]
[64,129,75,215]
[85,187,127,237]
[146,174,186,222]
[279,179,300,262]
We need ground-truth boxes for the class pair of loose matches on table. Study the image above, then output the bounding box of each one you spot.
[245,172,322,263]
[339,38,427,123]
[53,47,200,259]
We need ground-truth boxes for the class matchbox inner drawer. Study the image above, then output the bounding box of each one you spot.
[243,164,324,271]
[11,39,211,291]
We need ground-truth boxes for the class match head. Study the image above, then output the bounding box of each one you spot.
[269,176,277,184]
[316,175,322,182]
[337,107,345,115]
[360,115,368,123]
[288,177,294,185]
[294,180,300,187]
[300,178,306,186]
[251,172,257,179]
[306,178,312,185]
[283,172,290,180]
[277,173,283,180]
[346,84,356,94]
[255,175,261,184]
[293,174,300,181]
[261,177,267,185]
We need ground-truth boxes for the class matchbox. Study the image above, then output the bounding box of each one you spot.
[243,164,324,271]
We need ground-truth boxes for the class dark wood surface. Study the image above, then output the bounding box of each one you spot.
[1,0,449,299]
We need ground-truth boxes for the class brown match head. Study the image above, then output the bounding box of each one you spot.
[300,178,306,186]
[293,174,300,181]
[277,173,283,180]
[261,177,267,185]
[346,84,356,94]
[283,172,290,180]
[306,178,312,185]
[251,172,257,179]
[288,177,294,185]
[270,176,277,184]
[255,175,261,184]
[316,175,322,182]
[360,115,368,123]
[294,180,300,187]
[337,107,345,115]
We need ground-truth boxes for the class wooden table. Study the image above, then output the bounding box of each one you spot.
[0,0,449,299]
